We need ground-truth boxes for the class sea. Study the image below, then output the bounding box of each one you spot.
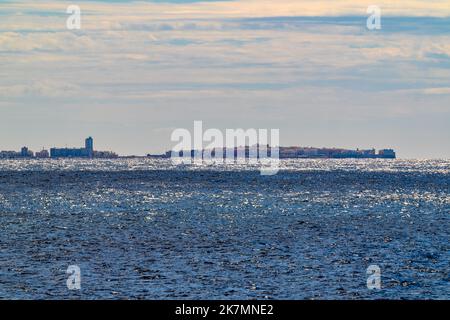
[0,159,448,299]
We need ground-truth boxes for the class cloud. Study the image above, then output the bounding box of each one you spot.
[1,0,450,29]
[0,32,97,52]
[0,80,81,98]
[423,87,450,95]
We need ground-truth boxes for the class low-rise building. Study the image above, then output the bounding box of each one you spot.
[35,149,50,158]
[378,149,396,159]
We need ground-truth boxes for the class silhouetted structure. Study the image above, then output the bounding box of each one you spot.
[35,149,50,158]
[50,137,117,159]
[149,146,396,159]
[0,137,117,159]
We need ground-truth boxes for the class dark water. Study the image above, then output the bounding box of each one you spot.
[0,159,448,299]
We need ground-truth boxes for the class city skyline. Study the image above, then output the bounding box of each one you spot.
[1,1,449,158]
[0,135,396,159]
[0,136,118,159]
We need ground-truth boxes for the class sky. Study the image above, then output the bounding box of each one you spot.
[0,0,449,158]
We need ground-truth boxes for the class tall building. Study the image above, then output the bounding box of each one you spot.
[20,147,33,158]
[49,137,117,159]
[51,137,93,158]
[85,136,94,158]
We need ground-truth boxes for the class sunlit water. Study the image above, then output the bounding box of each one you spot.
[0,159,448,299]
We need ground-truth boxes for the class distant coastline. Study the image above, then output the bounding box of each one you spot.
[148,146,396,159]
[0,136,396,160]
[0,136,118,160]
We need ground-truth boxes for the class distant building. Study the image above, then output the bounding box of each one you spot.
[0,147,33,159]
[358,149,376,156]
[93,150,118,159]
[0,151,21,159]
[35,149,50,158]
[378,149,396,159]
[85,137,94,158]
[50,147,89,158]
[151,145,397,160]
[21,147,33,158]
[1,137,118,159]
[50,137,117,159]
[51,137,93,158]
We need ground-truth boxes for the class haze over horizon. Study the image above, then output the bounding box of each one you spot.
[1,0,449,158]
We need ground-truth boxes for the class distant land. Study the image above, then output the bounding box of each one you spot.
[0,136,396,159]
[149,146,396,159]
[0,137,118,159]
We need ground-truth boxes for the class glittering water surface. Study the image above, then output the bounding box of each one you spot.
[0,159,448,299]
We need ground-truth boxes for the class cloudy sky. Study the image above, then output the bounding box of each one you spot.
[0,0,449,158]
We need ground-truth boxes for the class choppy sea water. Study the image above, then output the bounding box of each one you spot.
[0,159,448,300]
